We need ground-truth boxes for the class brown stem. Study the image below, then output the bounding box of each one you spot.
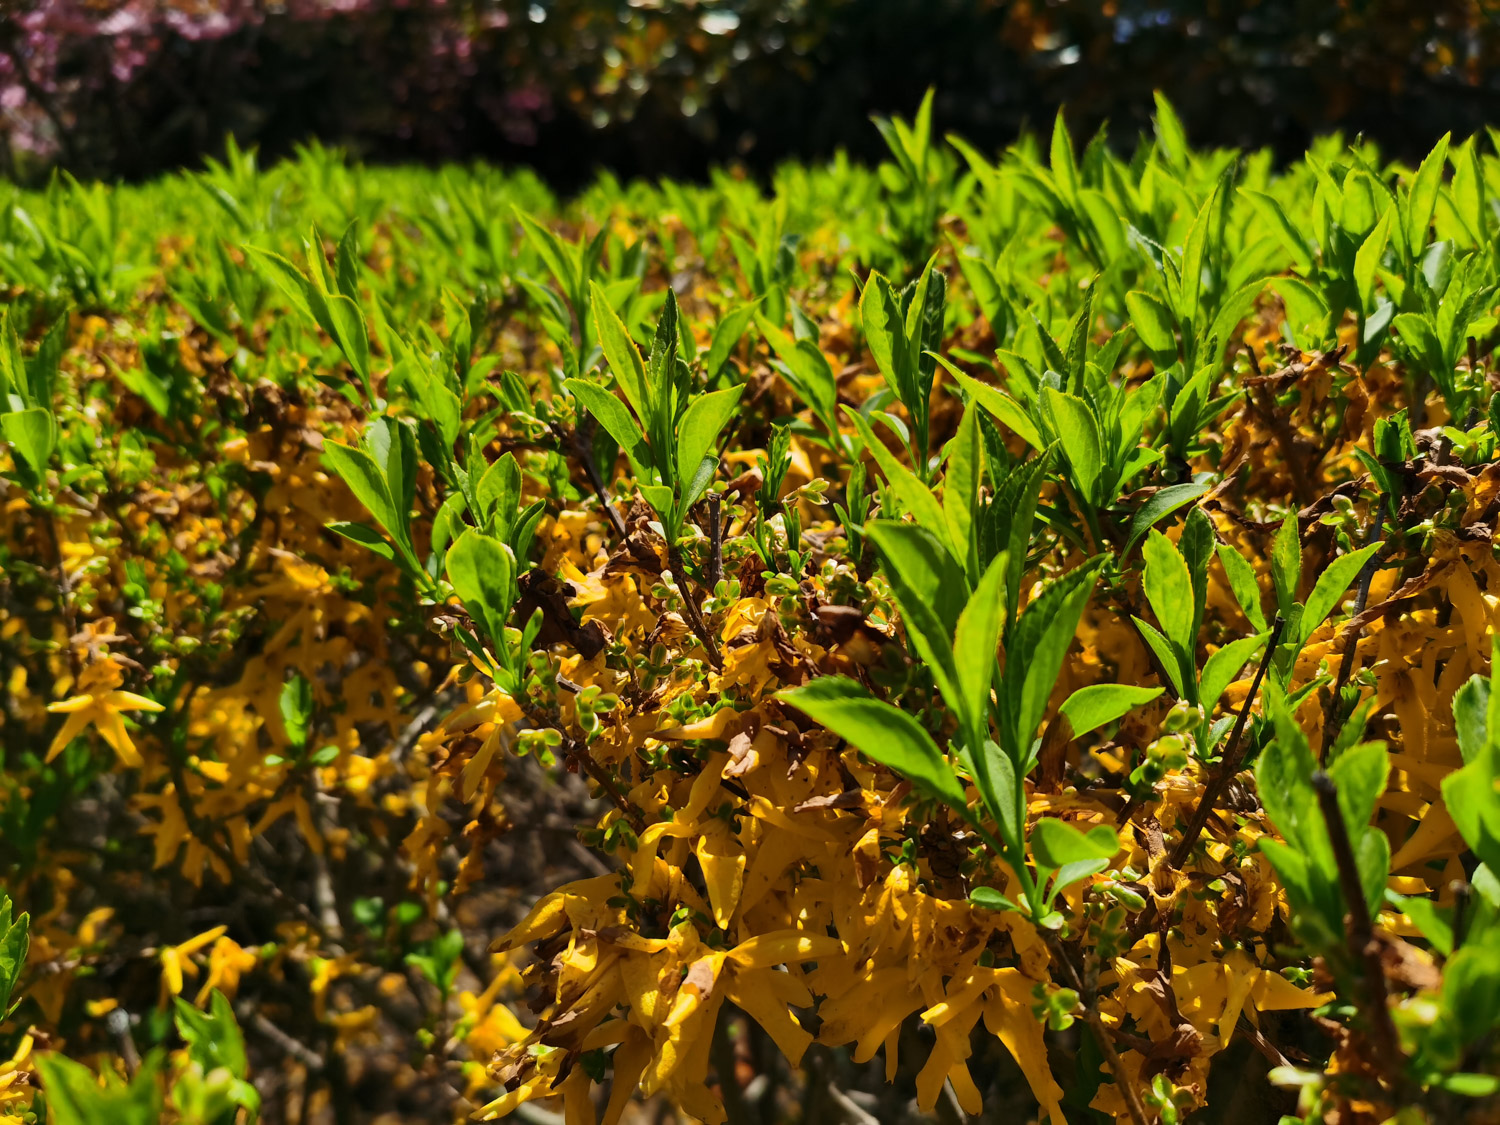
[668,543,723,671]
[1044,933,1150,1125]
[566,418,629,541]
[705,492,724,590]
[1312,770,1410,1100]
[1169,614,1285,870]
[516,698,644,832]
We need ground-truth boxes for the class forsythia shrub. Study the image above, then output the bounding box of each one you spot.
[1,93,1500,1123]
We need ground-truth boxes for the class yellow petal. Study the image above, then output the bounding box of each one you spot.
[695,826,745,930]
[727,930,843,970]
[46,693,96,714]
[104,690,165,713]
[601,1026,653,1125]
[175,925,229,958]
[725,970,814,1066]
[161,948,184,997]
[45,708,95,761]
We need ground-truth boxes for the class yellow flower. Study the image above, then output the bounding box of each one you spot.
[0,1032,33,1107]
[195,936,259,1005]
[46,661,163,768]
[160,925,228,1002]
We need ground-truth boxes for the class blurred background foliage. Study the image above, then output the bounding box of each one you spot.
[1,0,1499,186]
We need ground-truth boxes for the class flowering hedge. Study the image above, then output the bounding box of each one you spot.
[2,95,1500,1123]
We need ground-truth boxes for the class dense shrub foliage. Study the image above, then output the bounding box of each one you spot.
[1,0,1498,183]
[3,95,1500,1123]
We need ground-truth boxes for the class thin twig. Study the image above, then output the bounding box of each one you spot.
[1319,519,1385,753]
[566,418,628,541]
[1312,770,1410,1099]
[1169,614,1285,869]
[1044,934,1151,1125]
[243,1008,327,1072]
[706,492,725,589]
[667,543,724,670]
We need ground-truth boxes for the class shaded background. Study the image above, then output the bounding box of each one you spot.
[2,0,1499,186]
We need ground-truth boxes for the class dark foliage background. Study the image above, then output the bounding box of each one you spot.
[2,0,1498,185]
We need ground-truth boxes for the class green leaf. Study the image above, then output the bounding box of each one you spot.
[279,674,313,750]
[1326,740,1389,836]
[1205,278,1269,365]
[1243,190,1312,271]
[1133,616,1186,697]
[846,407,956,554]
[591,281,651,427]
[969,886,1019,913]
[1453,673,1492,766]
[1255,702,1326,865]
[1258,836,1314,914]
[477,453,523,529]
[566,378,654,479]
[705,301,759,381]
[1057,684,1163,740]
[638,483,674,523]
[1123,483,1208,554]
[1216,542,1267,631]
[327,521,397,565]
[245,244,316,324]
[1034,818,1119,896]
[1393,312,1444,374]
[1353,205,1393,314]
[36,1053,164,1125]
[991,447,1054,632]
[1406,134,1451,251]
[1269,277,1330,348]
[1142,529,1196,663]
[931,354,1042,449]
[1298,542,1380,646]
[1041,387,1102,505]
[175,989,250,1078]
[1270,513,1301,621]
[943,402,983,565]
[1001,561,1100,759]
[1177,185,1218,321]
[322,291,371,392]
[1442,945,1500,1044]
[1198,631,1269,718]
[0,896,29,1017]
[1125,290,1177,354]
[1384,889,1453,955]
[1442,761,1500,872]
[865,520,965,717]
[777,677,967,811]
[973,739,1022,847]
[1152,91,1188,169]
[1438,1072,1500,1098]
[516,207,579,306]
[759,314,837,429]
[1050,110,1079,202]
[860,273,909,404]
[323,441,398,544]
[1,407,55,480]
[952,552,1007,747]
[674,385,745,508]
[1032,818,1120,868]
[445,530,517,650]
[1353,825,1390,924]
